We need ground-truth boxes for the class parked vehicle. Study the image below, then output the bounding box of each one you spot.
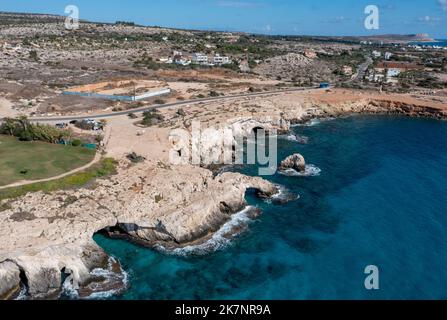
[55,123,68,129]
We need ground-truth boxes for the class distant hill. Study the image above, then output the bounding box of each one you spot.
[0,12,436,43]
[331,34,435,44]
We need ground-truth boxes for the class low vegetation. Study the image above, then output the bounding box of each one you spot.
[140,110,165,127]
[0,135,96,186]
[126,152,146,163]
[0,116,71,143]
[0,158,117,201]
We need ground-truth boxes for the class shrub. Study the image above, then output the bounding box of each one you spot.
[2,117,71,143]
[72,139,82,147]
[127,152,146,163]
[141,110,164,127]
[154,99,166,105]
[19,130,33,141]
[95,135,104,143]
[29,50,39,61]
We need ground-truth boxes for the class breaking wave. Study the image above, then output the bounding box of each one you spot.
[61,257,128,300]
[292,119,321,127]
[282,134,309,144]
[15,285,28,301]
[279,164,322,177]
[266,184,300,205]
[156,206,259,256]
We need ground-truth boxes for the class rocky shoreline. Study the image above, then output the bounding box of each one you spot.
[1,93,446,300]
[0,162,277,300]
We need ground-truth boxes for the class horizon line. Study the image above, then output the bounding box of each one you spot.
[0,10,442,39]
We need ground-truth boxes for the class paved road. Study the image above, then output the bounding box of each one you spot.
[351,56,373,82]
[28,86,320,122]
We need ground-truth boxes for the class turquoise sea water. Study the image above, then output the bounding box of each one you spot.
[94,115,447,300]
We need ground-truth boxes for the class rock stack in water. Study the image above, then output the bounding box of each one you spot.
[279,153,306,172]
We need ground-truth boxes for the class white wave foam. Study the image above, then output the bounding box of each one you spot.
[284,134,298,141]
[156,206,257,256]
[287,135,309,144]
[14,285,28,300]
[61,257,128,300]
[279,164,322,177]
[265,184,300,204]
[293,119,321,127]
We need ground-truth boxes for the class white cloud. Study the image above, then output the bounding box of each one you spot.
[419,15,441,22]
[438,0,447,11]
[263,24,272,32]
[217,1,262,8]
[322,16,349,24]
[417,15,442,25]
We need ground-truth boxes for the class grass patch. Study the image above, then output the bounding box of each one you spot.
[0,135,96,186]
[0,158,117,201]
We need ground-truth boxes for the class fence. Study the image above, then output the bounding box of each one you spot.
[62,88,171,101]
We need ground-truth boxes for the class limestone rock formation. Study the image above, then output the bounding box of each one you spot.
[279,153,306,172]
[0,161,277,299]
[0,261,21,300]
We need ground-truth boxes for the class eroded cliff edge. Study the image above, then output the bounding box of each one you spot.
[1,90,446,299]
[0,162,276,299]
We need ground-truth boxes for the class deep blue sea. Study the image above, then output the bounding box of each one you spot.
[410,39,447,47]
[94,115,447,300]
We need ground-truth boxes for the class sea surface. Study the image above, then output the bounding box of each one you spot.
[94,115,447,300]
[410,39,447,47]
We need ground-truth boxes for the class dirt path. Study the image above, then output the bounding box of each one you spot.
[0,126,111,191]
[0,152,102,191]
[0,97,18,118]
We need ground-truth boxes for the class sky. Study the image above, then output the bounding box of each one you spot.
[1,0,446,38]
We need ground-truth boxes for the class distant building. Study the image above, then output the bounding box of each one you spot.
[373,61,423,82]
[386,69,401,78]
[192,53,208,65]
[213,54,230,65]
[375,61,423,74]
[368,73,385,83]
[384,52,393,60]
[372,50,381,58]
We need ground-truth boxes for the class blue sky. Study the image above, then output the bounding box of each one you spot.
[1,0,446,38]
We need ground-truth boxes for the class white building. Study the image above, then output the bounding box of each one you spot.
[372,50,381,58]
[387,68,401,78]
[192,53,208,65]
[384,52,393,60]
[213,54,230,65]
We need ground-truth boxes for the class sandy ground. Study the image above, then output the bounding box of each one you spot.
[105,116,171,161]
[0,97,19,117]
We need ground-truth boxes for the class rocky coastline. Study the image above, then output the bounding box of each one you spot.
[1,93,446,300]
[0,162,277,300]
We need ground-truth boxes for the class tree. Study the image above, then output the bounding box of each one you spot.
[1,118,16,136]
[17,115,30,133]
[29,50,39,61]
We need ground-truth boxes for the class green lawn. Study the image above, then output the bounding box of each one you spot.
[0,135,96,186]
